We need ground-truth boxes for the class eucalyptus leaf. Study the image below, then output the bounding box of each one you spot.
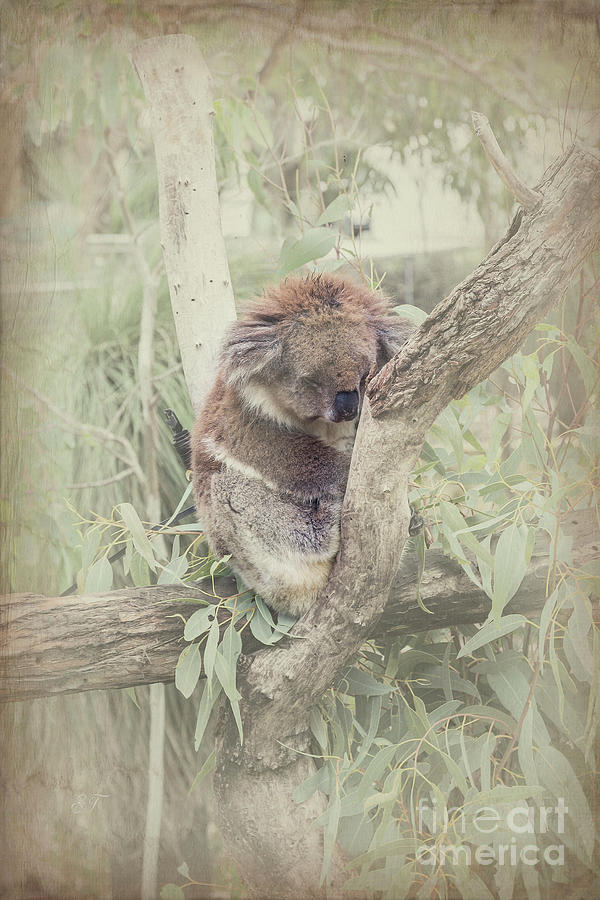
[491,523,529,619]
[129,551,151,587]
[163,481,193,527]
[457,615,526,658]
[535,745,594,861]
[157,553,189,585]
[357,744,398,800]
[351,695,383,773]
[538,587,561,671]
[248,607,276,645]
[215,624,243,742]
[564,599,594,683]
[184,606,217,641]
[84,554,113,593]
[81,527,101,572]
[203,617,220,685]
[194,676,222,751]
[277,227,337,277]
[175,643,202,699]
[189,750,216,793]
[294,765,328,804]
[120,502,156,572]
[340,667,393,697]
[309,708,328,750]
[393,304,428,325]
[316,194,351,226]
[485,667,550,747]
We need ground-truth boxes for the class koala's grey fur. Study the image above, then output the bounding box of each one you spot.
[191,274,411,616]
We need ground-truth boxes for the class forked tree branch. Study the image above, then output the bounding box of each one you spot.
[235,139,600,754]
[211,142,600,897]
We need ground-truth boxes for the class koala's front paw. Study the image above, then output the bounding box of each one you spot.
[285,449,348,503]
[408,506,424,536]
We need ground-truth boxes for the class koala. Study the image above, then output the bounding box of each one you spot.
[191,274,412,617]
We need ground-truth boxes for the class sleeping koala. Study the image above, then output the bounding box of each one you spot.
[191,274,412,616]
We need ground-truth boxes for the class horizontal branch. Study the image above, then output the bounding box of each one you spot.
[1,509,595,703]
[382,508,598,634]
[0,582,254,703]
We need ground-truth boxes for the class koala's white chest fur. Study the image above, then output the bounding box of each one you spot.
[240,382,298,429]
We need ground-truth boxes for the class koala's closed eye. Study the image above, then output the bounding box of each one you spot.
[302,376,321,390]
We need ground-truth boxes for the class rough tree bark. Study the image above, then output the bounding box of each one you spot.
[1,507,596,704]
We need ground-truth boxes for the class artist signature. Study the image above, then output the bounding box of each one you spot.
[71,793,109,813]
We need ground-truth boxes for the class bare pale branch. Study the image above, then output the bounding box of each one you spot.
[471,110,543,209]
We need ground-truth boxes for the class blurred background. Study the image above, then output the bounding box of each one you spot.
[1,1,598,897]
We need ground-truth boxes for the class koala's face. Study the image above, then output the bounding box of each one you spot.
[271,317,377,424]
[222,275,413,427]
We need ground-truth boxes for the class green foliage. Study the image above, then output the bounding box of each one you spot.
[73,494,299,749]
[175,583,297,748]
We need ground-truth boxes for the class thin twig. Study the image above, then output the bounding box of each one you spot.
[2,365,147,486]
[111,120,168,900]
[471,111,543,210]
[65,468,136,490]
[494,657,541,783]
[246,0,307,100]
[151,362,183,383]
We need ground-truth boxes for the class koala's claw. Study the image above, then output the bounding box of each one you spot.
[408,506,424,536]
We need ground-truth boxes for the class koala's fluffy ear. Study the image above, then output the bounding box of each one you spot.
[374,313,414,366]
[221,311,283,384]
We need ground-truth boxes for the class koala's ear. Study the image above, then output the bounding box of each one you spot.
[374,313,414,366]
[221,312,283,384]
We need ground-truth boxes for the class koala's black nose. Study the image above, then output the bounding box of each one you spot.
[333,390,359,421]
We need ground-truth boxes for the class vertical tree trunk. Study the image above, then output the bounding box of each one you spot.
[131,35,237,412]
[131,35,239,897]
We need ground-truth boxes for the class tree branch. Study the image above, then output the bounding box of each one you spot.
[368,144,600,418]
[236,142,600,736]
[471,110,543,209]
[2,508,596,703]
